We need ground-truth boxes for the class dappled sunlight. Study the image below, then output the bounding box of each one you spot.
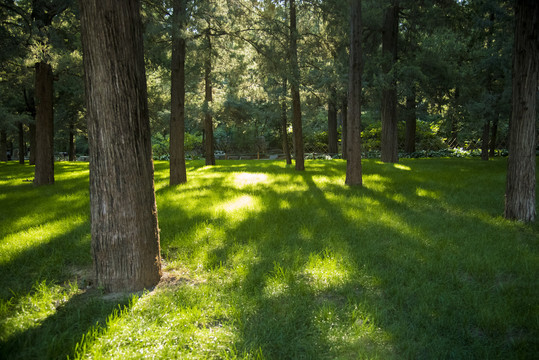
[0,216,87,265]
[415,187,441,200]
[214,195,262,221]
[303,249,352,291]
[232,172,269,188]
[393,163,411,171]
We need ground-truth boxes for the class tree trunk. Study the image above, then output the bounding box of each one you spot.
[281,77,292,165]
[80,0,162,292]
[68,121,76,161]
[0,129,7,162]
[170,0,187,184]
[204,27,215,166]
[504,0,538,222]
[380,0,399,163]
[404,89,416,154]
[328,89,338,155]
[489,116,499,157]
[18,122,25,164]
[481,119,490,161]
[29,123,36,165]
[34,61,54,185]
[341,98,348,159]
[346,0,362,186]
[290,0,304,171]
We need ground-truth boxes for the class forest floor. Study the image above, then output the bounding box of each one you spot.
[0,158,538,359]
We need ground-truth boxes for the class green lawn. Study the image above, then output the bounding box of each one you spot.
[0,158,537,359]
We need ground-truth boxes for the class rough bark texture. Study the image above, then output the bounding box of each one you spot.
[204,28,215,166]
[504,0,538,222]
[80,0,162,292]
[34,61,54,185]
[0,130,7,162]
[345,0,362,186]
[404,91,416,154]
[380,0,399,163]
[281,77,292,165]
[29,123,36,165]
[328,90,338,155]
[290,0,304,171]
[170,0,187,184]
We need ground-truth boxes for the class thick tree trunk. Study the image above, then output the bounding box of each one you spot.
[328,90,338,155]
[346,0,362,186]
[380,0,399,163]
[0,129,7,162]
[170,0,187,184]
[404,91,416,154]
[290,0,304,171]
[80,0,162,292]
[204,28,215,166]
[341,98,348,159]
[68,121,76,161]
[481,119,490,161]
[34,62,54,184]
[18,122,24,164]
[281,77,292,165]
[504,0,538,222]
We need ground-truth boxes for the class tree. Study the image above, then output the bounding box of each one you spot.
[346,0,362,186]
[79,0,162,292]
[380,0,399,163]
[289,0,304,171]
[33,61,54,184]
[203,19,215,166]
[170,0,187,185]
[504,0,538,223]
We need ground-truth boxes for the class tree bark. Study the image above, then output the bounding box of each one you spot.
[29,123,36,165]
[380,0,399,163]
[341,98,348,159]
[346,0,362,186]
[481,119,490,161]
[0,129,7,162]
[80,0,162,292]
[68,121,76,161]
[18,122,25,164]
[170,0,187,184]
[404,89,416,154]
[328,89,338,155]
[204,27,215,166]
[290,0,304,171]
[281,77,292,165]
[34,61,54,185]
[504,0,538,222]
[489,116,499,157]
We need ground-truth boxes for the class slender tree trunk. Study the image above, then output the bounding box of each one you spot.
[0,130,7,161]
[29,123,36,165]
[504,0,538,222]
[204,27,215,166]
[290,0,304,171]
[404,89,416,154]
[341,97,348,159]
[281,77,292,165]
[481,119,490,161]
[170,0,187,184]
[381,0,399,163]
[34,62,54,185]
[18,122,25,164]
[80,0,162,292]
[328,89,338,155]
[68,121,76,161]
[489,116,499,157]
[346,0,362,186]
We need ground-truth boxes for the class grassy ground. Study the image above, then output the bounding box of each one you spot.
[0,158,537,359]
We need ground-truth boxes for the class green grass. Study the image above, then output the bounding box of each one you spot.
[0,158,538,359]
